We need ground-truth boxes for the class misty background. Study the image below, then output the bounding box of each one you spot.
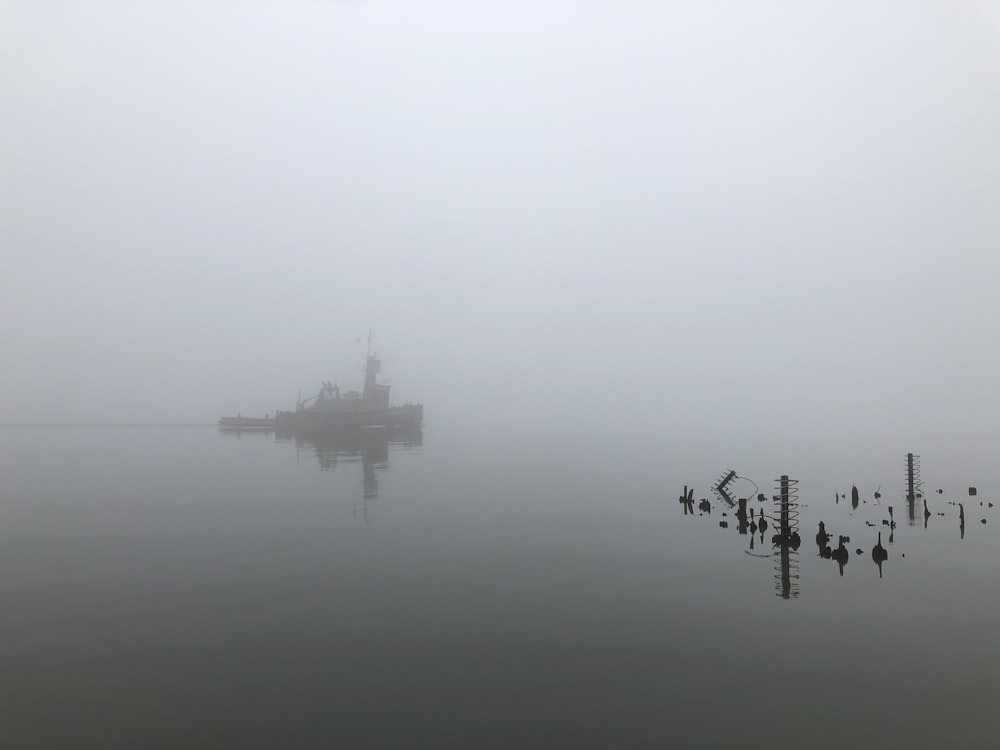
[3,1,999,443]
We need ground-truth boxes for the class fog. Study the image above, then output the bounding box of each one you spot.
[3,2,999,444]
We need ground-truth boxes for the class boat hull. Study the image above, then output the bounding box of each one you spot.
[218,404,423,431]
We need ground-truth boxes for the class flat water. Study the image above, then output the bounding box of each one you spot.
[1,426,998,749]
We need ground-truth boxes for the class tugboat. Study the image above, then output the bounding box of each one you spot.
[218,334,423,432]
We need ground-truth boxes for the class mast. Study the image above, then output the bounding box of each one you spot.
[363,328,380,399]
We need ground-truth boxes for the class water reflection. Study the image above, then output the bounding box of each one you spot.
[289,426,421,501]
[775,544,800,599]
[222,425,422,504]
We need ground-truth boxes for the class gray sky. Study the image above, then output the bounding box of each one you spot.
[2,1,999,441]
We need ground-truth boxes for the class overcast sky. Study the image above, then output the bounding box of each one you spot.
[2,1,999,442]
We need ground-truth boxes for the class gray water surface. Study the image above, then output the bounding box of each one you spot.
[1,426,998,749]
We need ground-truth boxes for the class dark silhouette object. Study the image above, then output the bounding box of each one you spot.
[816,522,833,559]
[831,535,850,575]
[832,535,850,558]
[698,498,711,514]
[737,498,750,535]
[982,519,987,525]
[937,489,944,494]
[774,544,800,600]
[960,503,966,540]
[680,485,695,515]
[969,487,978,496]
[772,479,802,600]
[835,492,840,504]
[874,487,882,500]
[713,469,737,506]
[758,516,767,534]
[924,499,931,528]
[816,521,831,548]
[906,452,923,501]
[872,532,888,578]
[772,475,800,543]
[855,548,864,555]
[757,493,767,502]
[719,521,729,529]
[852,485,860,510]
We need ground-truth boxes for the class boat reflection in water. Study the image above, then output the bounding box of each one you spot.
[221,424,422,504]
[282,425,422,501]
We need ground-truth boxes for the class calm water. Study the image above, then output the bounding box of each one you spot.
[1,425,998,748]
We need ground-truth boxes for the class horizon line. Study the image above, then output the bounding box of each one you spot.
[0,422,216,428]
